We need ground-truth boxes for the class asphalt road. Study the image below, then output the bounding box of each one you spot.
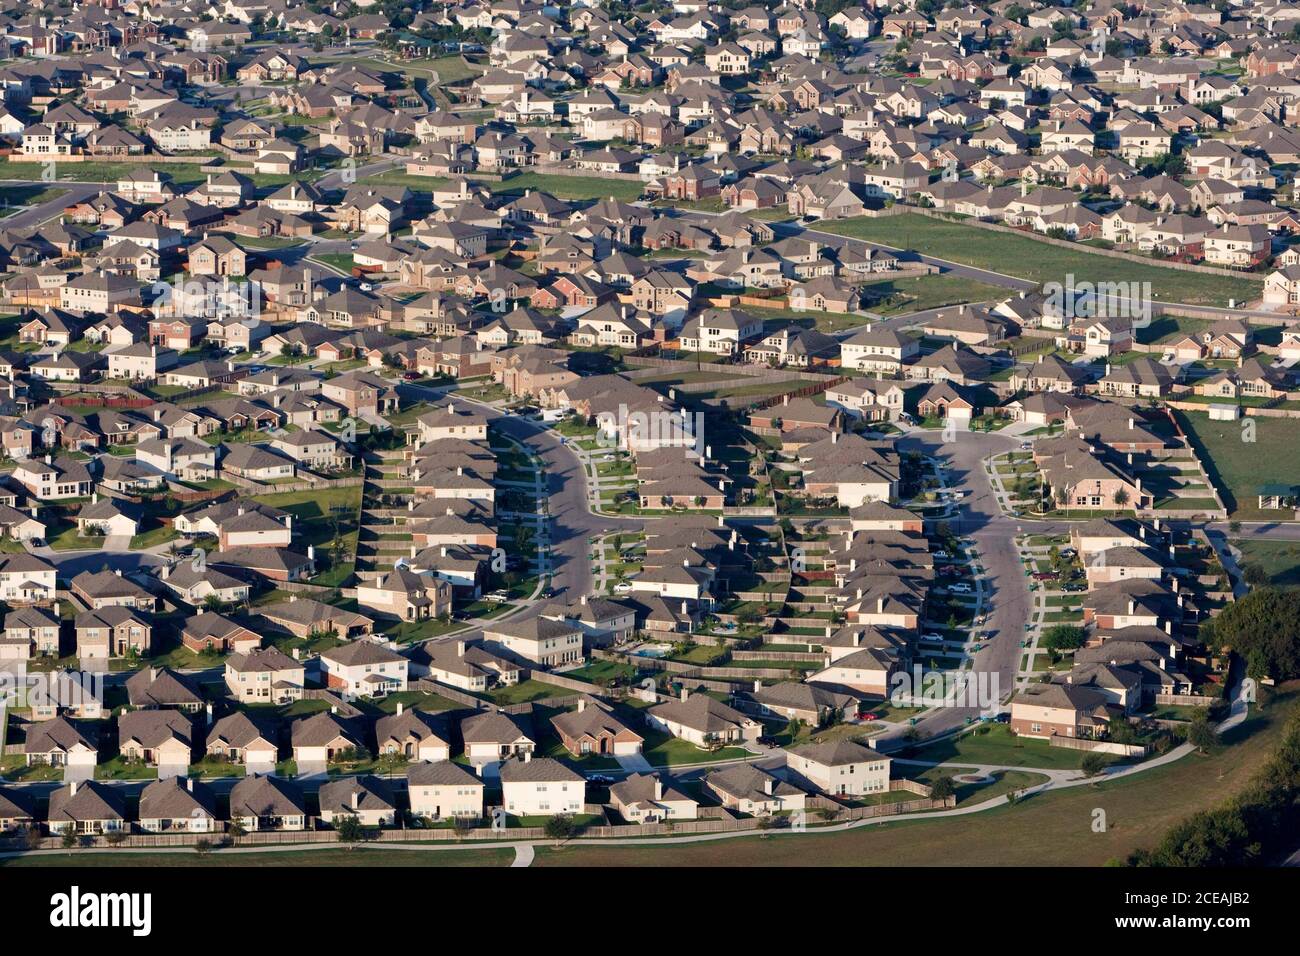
[397,385,643,619]
[871,427,1031,746]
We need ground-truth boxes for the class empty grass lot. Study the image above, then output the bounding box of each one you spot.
[532,686,1298,867]
[813,214,1262,306]
[489,172,645,203]
[864,273,1008,315]
[1174,409,1300,518]
[1230,538,1300,587]
[0,160,211,185]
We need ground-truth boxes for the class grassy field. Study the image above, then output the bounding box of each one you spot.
[490,172,645,203]
[902,723,1103,771]
[0,160,211,185]
[864,273,1008,315]
[1174,409,1298,518]
[814,214,1262,306]
[1231,538,1300,587]
[531,686,1299,866]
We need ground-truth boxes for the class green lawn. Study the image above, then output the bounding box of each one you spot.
[1174,409,1298,518]
[309,253,355,275]
[641,731,753,767]
[0,159,210,185]
[1231,538,1300,587]
[814,213,1263,307]
[130,523,179,550]
[863,273,1008,315]
[483,679,577,706]
[95,757,158,781]
[490,172,645,203]
[908,723,1108,771]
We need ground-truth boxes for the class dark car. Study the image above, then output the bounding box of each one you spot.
[402,371,421,381]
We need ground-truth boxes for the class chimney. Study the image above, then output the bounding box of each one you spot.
[522,751,532,764]
[580,594,588,605]
[680,686,689,702]
[292,647,300,660]
[331,705,338,715]
[1127,600,1135,616]
[351,790,359,811]
[396,702,404,716]
[205,703,213,726]
[186,777,194,793]
[70,781,78,797]
[877,596,885,614]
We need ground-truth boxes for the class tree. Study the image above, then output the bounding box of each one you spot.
[227,818,248,846]
[1041,624,1086,652]
[1202,586,1300,682]
[928,775,955,800]
[1112,488,1130,509]
[61,829,77,851]
[19,825,41,851]
[1187,711,1219,754]
[1242,563,1269,589]
[1080,752,1107,777]
[543,814,577,839]
[194,838,213,857]
[335,814,365,846]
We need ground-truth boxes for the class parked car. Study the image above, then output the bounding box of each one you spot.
[402,371,421,381]
[1032,571,1057,581]
[949,583,973,594]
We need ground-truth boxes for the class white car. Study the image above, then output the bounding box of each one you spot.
[613,582,633,594]
[949,583,973,594]
[921,632,944,642]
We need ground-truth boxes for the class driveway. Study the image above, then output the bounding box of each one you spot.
[157,759,189,780]
[614,753,652,773]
